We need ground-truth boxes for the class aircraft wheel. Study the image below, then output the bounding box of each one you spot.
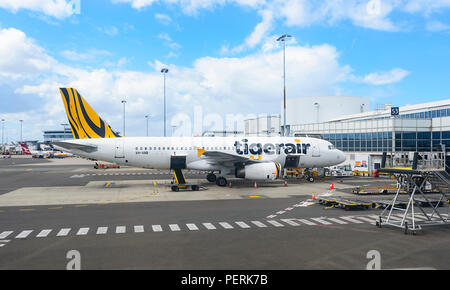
[307,176,315,183]
[206,173,217,182]
[216,177,228,187]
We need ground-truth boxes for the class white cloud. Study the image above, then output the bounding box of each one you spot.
[0,27,58,79]
[61,49,112,62]
[97,26,119,36]
[155,13,172,25]
[361,68,410,85]
[426,20,450,31]
[112,0,159,9]
[2,27,408,140]
[0,0,76,19]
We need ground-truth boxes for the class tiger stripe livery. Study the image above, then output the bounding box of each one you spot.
[59,88,121,139]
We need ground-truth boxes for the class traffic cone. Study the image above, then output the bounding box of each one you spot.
[254,181,258,189]
[284,180,288,187]
[329,183,334,190]
[229,182,232,188]
[312,192,316,200]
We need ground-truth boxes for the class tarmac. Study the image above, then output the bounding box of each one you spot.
[0,156,449,270]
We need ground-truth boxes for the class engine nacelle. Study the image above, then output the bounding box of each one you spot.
[235,162,281,180]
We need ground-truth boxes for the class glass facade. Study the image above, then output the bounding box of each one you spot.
[320,131,450,153]
[352,108,450,122]
[322,132,393,152]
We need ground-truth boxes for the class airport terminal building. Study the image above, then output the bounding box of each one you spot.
[290,100,450,173]
[245,97,450,173]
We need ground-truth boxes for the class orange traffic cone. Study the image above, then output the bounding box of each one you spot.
[329,183,334,190]
[254,181,258,189]
[284,180,288,187]
[312,192,316,200]
[229,182,232,188]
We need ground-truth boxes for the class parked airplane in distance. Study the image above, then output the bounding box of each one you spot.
[53,88,346,186]
[19,142,52,158]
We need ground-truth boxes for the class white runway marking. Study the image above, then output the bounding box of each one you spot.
[134,225,145,233]
[116,226,126,234]
[310,218,332,225]
[36,229,52,238]
[77,228,89,235]
[355,216,376,224]
[266,220,284,227]
[152,225,163,232]
[202,223,216,230]
[280,219,300,226]
[57,228,71,237]
[339,216,364,224]
[169,224,180,231]
[327,218,348,224]
[16,230,33,239]
[296,219,317,226]
[0,231,13,239]
[235,221,250,228]
[186,223,199,231]
[219,222,233,229]
[251,221,267,228]
[96,227,108,234]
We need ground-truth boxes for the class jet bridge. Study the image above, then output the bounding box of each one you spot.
[376,152,450,234]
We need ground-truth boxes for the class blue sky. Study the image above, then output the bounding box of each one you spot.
[0,0,449,141]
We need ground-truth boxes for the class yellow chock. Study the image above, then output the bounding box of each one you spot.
[153,181,159,195]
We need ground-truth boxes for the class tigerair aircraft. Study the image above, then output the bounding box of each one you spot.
[53,88,346,187]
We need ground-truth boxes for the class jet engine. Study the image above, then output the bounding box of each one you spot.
[235,162,281,180]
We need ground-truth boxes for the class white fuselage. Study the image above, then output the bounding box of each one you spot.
[55,136,345,174]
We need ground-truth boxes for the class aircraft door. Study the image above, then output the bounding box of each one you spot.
[115,140,125,158]
[285,155,300,168]
[170,155,187,169]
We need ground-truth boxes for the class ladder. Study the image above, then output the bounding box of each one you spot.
[376,170,449,234]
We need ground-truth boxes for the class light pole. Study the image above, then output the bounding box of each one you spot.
[121,100,127,136]
[171,125,176,137]
[19,120,23,142]
[1,119,5,153]
[277,34,291,137]
[145,114,151,137]
[161,68,169,137]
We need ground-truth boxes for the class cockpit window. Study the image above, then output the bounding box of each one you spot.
[328,145,335,150]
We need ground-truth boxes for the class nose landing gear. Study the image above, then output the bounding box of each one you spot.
[206,172,217,182]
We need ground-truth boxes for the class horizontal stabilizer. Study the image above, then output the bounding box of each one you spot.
[52,141,98,153]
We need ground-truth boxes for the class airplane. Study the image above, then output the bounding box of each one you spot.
[53,88,346,187]
[19,142,52,158]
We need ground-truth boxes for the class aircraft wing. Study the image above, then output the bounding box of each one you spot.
[52,141,98,153]
[195,147,262,166]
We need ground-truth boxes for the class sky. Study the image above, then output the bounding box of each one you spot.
[0,0,450,141]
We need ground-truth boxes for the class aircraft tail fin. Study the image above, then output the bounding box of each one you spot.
[19,142,31,155]
[59,88,121,139]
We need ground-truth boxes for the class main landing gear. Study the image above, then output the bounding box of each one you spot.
[206,172,228,187]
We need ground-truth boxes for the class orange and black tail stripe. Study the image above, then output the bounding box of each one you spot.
[59,88,121,139]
